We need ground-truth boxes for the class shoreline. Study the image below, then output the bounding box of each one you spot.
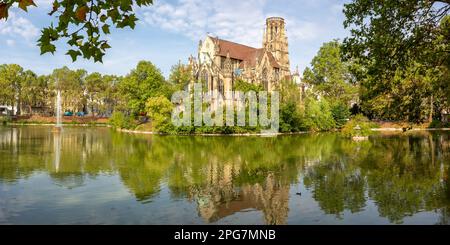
[7,123,109,127]
[117,127,450,136]
[371,128,450,131]
[116,128,310,136]
[4,123,450,136]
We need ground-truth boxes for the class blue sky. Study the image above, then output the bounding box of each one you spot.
[0,0,350,78]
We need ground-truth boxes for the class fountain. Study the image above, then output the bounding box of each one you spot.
[53,130,62,172]
[52,90,62,133]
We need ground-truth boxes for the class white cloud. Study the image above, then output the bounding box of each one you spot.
[140,0,325,48]
[34,0,53,9]
[6,39,15,47]
[0,12,39,41]
[140,0,268,47]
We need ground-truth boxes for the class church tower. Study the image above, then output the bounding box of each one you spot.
[263,17,290,75]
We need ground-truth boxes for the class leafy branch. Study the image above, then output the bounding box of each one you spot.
[0,0,153,62]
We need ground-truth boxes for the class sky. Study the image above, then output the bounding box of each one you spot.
[0,0,350,78]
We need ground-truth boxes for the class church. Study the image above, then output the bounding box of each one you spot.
[189,17,293,93]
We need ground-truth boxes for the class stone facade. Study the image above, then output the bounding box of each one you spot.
[189,17,292,93]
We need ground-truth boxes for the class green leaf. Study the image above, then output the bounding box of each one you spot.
[101,42,111,50]
[100,14,108,22]
[102,24,110,34]
[40,43,56,54]
[66,50,81,62]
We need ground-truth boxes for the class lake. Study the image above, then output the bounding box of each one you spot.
[0,126,449,225]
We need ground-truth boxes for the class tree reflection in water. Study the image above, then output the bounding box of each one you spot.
[0,127,449,224]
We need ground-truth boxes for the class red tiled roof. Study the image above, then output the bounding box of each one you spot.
[211,37,280,69]
[214,37,258,60]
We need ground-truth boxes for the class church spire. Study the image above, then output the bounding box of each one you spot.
[265,17,290,74]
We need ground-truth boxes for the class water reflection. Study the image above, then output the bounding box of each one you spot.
[0,126,449,224]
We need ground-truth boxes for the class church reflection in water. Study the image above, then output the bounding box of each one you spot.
[1,126,450,224]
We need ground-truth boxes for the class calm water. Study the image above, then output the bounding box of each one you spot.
[0,126,449,225]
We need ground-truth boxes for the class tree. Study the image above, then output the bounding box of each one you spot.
[169,62,193,91]
[303,40,358,106]
[343,0,450,122]
[279,79,304,132]
[0,64,25,115]
[0,0,154,62]
[118,61,171,115]
[303,95,336,131]
[85,72,109,116]
[24,74,51,114]
[343,0,449,73]
[146,96,174,133]
[51,66,86,113]
[19,69,38,114]
[101,74,121,116]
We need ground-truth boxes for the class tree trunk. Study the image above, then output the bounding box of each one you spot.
[429,95,434,123]
[16,97,21,116]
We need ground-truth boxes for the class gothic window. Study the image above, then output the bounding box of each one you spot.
[221,57,226,69]
[201,70,209,90]
[218,79,224,95]
[262,68,269,91]
[274,68,280,81]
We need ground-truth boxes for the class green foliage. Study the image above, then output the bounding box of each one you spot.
[0,64,24,108]
[118,61,172,116]
[341,114,373,137]
[0,116,12,125]
[280,79,301,103]
[428,119,450,129]
[84,72,118,116]
[0,64,44,115]
[331,102,351,128]
[303,40,358,106]
[233,79,264,92]
[0,0,154,62]
[169,62,193,91]
[360,62,436,122]
[146,96,174,133]
[343,1,450,122]
[109,111,136,129]
[279,101,304,132]
[343,0,449,75]
[303,96,336,131]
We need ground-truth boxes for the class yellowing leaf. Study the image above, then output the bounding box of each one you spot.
[101,42,111,50]
[0,3,8,19]
[18,0,36,12]
[75,6,89,21]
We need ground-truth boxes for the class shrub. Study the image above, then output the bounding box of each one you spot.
[341,114,373,137]
[429,119,450,128]
[1,116,11,125]
[303,97,336,131]
[233,79,263,92]
[331,102,351,128]
[146,96,175,133]
[109,111,137,129]
[279,102,304,133]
